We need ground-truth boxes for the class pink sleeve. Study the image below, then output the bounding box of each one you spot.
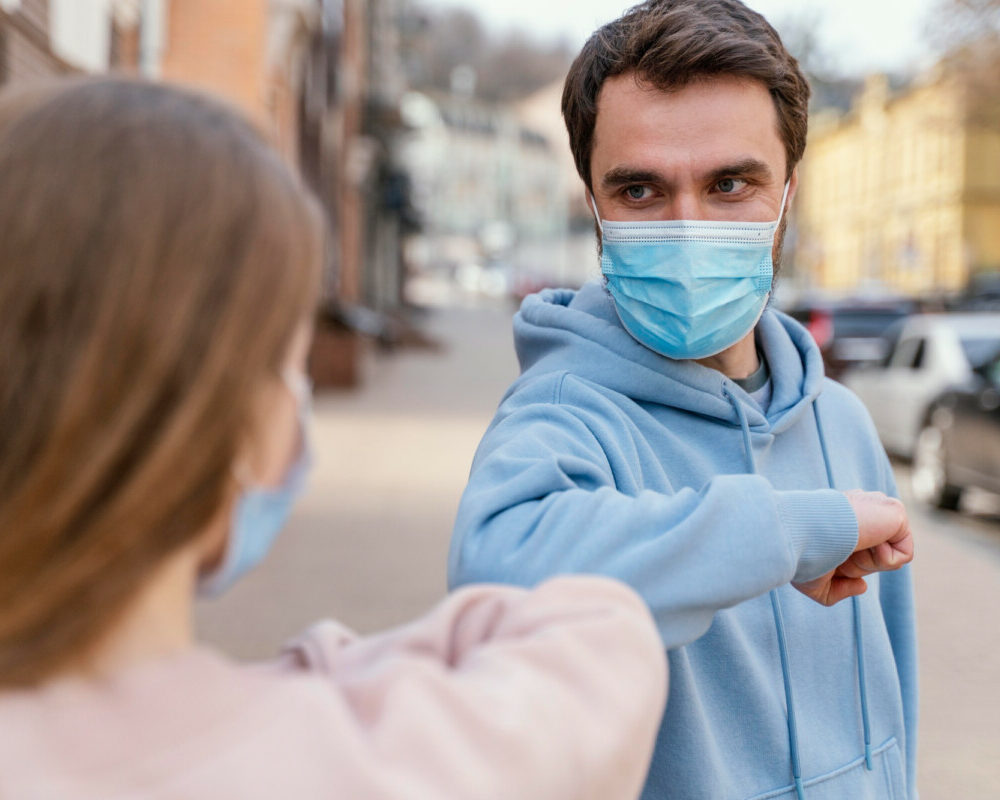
[284,576,667,800]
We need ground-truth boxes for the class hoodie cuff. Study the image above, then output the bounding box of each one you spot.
[775,490,859,583]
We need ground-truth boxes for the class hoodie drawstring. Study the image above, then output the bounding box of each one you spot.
[725,388,874,800]
[814,404,874,771]
[769,590,806,800]
[725,388,806,800]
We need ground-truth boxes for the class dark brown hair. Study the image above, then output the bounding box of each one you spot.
[0,78,325,686]
[562,0,811,189]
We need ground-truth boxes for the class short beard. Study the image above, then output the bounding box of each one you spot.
[771,216,787,293]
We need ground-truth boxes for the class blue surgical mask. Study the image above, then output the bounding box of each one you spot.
[198,370,313,598]
[594,182,790,360]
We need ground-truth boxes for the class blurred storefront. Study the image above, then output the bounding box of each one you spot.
[797,70,1000,296]
[123,0,417,387]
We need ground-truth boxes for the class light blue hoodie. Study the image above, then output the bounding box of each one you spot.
[449,281,917,800]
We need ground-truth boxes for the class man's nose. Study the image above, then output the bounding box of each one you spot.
[664,192,708,221]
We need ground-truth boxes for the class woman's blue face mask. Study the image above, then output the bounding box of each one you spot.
[594,182,790,361]
[198,370,313,598]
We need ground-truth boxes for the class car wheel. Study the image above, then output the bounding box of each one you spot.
[912,423,962,510]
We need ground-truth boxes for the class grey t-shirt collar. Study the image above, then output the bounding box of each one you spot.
[732,351,770,394]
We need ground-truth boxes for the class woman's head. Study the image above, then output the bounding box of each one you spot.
[0,78,325,687]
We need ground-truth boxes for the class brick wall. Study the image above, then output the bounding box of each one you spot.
[160,0,268,126]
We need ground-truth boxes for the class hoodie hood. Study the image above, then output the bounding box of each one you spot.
[513,280,826,434]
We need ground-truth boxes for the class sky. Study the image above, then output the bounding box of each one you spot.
[427,0,944,77]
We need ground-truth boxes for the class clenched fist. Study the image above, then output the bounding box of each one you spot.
[794,491,914,606]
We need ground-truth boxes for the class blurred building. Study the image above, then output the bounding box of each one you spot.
[515,78,586,221]
[353,0,418,319]
[797,71,1000,295]
[399,86,570,296]
[0,0,74,84]
[514,78,603,289]
[145,0,415,386]
[1,0,417,388]
[402,91,564,238]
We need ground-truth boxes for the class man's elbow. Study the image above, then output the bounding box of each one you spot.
[448,504,541,590]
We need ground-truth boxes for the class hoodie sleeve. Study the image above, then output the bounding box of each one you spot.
[286,576,667,800]
[449,390,859,650]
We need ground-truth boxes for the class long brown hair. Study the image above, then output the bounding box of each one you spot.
[562,0,811,189]
[0,78,325,687]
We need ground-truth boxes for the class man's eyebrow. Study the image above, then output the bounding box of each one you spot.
[703,158,773,183]
[600,167,667,190]
[600,159,775,191]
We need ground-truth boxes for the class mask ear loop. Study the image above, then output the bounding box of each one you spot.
[281,368,313,465]
[232,371,312,491]
[589,192,604,235]
[775,180,792,229]
[231,460,253,489]
[281,368,313,405]
[756,180,794,305]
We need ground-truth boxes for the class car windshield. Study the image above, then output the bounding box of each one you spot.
[961,336,1000,368]
[833,309,910,338]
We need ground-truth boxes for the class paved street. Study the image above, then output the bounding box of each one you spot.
[896,465,1000,797]
[197,302,1000,799]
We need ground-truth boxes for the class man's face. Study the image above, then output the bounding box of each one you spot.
[589,73,797,269]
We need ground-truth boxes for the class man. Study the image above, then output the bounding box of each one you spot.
[448,2,917,798]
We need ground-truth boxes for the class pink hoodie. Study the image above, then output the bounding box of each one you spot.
[0,577,666,799]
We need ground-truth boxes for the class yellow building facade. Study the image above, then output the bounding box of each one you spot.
[796,72,1000,295]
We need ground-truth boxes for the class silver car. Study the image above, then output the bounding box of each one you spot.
[842,313,1000,459]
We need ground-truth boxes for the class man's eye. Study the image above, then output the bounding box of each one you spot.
[625,185,650,201]
[716,178,748,194]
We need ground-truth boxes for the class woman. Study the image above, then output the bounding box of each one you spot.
[0,78,666,799]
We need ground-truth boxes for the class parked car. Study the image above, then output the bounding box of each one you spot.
[786,298,917,379]
[912,351,1000,509]
[953,271,1000,312]
[843,314,1000,459]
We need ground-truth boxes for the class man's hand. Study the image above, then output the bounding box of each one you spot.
[794,490,914,607]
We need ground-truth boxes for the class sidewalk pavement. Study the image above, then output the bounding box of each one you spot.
[897,465,1000,798]
[197,302,1000,799]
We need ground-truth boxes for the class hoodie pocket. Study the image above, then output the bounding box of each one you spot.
[747,737,905,800]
